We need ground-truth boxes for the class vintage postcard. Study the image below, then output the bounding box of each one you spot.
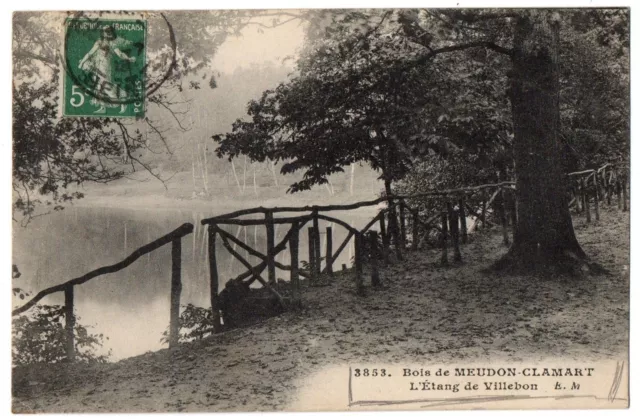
[11,7,629,412]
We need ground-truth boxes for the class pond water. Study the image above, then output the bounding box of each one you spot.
[12,205,376,360]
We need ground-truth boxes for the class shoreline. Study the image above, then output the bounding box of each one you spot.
[70,190,383,217]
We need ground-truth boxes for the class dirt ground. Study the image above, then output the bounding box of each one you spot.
[12,205,629,413]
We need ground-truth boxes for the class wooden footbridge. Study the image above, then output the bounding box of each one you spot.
[11,163,628,361]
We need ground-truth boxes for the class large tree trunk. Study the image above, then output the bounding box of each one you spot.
[496,12,589,273]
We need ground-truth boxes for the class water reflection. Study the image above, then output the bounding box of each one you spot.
[12,206,374,360]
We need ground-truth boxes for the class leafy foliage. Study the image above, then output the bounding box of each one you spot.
[160,304,217,344]
[213,10,513,193]
[559,9,629,171]
[11,265,32,301]
[215,10,454,194]
[12,305,111,366]
[215,9,628,200]
[13,71,125,225]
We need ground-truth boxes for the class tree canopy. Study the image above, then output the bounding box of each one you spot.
[213,10,517,192]
[216,10,458,193]
[216,9,627,191]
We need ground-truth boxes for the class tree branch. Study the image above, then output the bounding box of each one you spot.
[149,97,191,131]
[13,50,57,66]
[416,40,512,66]
[116,121,169,189]
[443,10,519,23]
[426,10,496,34]
[243,16,301,29]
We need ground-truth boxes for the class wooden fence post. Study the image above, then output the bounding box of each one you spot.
[265,210,276,285]
[379,214,390,265]
[458,197,468,244]
[575,182,582,213]
[616,176,622,210]
[307,227,316,280]
[440,209,448,266]
[509,189,517,236]
[207,225,222,333]
[499,188,510,246]
[290,222,301,309]
[312,208,322,277]
[169,238,182,348]
[447,201,462,262]
[481,190,487,229]
[388,199,403,262]
[369,231,381,287]
[399,203,407,247]
[354,233,365,295]
[607,172,613,206]
[601,166,609,203]
[593,173,600,221]
[581,178,591,223]
[622,175,628,212]
[325,226,333,275]
[597,169,604,202]
[64,285,75,362]
[411,208,419,251]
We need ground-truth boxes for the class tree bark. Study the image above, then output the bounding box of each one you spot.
[495,12,589,273]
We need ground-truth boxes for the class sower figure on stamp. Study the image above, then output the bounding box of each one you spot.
[78,25,136,114]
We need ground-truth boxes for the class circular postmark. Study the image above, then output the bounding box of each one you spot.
[62,11,176,116]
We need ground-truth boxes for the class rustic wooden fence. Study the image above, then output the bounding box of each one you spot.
[12,163,627,360]
[202,162,627,328]
[12,223,194,361]
[200,179,518,326]
[567,163,629,222]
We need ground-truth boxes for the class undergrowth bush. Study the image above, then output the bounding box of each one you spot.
[160,304,217,344]
[12,304,111,366]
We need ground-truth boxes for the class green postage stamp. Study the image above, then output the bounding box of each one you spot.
[63,18,146,118]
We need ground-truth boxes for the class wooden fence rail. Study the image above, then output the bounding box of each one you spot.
[12,222,195,361]
[200,181,518,223]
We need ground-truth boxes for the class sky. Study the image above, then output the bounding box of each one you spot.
[211,15,306,74]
